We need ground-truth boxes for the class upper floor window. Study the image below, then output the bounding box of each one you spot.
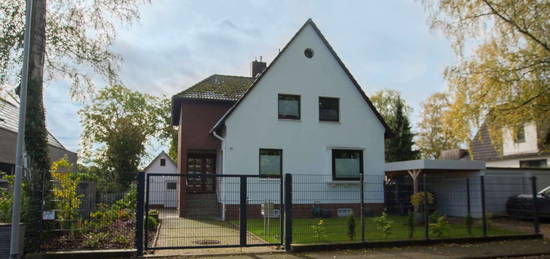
[259,149,282,178]
[278,94,300,120]
[160,158,166,166]
[332,149,363,180]
[515,126,525,143]
[319,97,339,121]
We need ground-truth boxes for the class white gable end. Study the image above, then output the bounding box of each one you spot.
[221,21,386,180]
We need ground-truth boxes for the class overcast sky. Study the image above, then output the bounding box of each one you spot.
[44,0,456,157]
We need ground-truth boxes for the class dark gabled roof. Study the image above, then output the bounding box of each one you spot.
[171,74,255,125]
[211,19,392,138]
[471,123,500,161]
[174,74,254,101]
[0,95,68,150]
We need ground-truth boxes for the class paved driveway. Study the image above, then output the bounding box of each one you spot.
[149,209,274,256]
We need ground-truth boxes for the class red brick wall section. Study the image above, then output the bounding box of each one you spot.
[223,203,384,221]
[177,101,233,217]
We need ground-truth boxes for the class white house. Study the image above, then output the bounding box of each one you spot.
[144,151,178,208]
[209,19,390,219]
[471,122,549,168]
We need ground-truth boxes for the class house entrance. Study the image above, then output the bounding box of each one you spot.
[187,153,216,193]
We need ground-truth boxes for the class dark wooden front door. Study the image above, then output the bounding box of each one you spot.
[186,153,216,193]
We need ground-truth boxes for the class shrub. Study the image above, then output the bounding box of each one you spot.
[347,214,356,241]
[311,219,327,242]
[82,232,109,248]
[410,192,434,212]
[146,216,158,232]
[429,215,448,237]
[149,209,159,216]
[50,158,83,232]
[374,212,394,239]
[429,210,443,223]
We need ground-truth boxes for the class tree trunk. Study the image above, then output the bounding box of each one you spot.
[23,0,50,251]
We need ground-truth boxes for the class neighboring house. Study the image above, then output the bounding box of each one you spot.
[144,151,178,208]
[171,19,390,219]
[0,93,77,174]
[471,122,549,168]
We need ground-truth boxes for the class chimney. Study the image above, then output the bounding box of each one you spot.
[251,56,266,77]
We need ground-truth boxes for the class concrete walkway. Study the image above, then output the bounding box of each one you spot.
[150,209,272,256]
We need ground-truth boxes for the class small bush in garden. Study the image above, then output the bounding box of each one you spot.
[410,192,434,212]
[82,232,109,248]
[149,209,159,216]
[347,214,356,241]
[311,219,327,242]
[429,215,448,237]
[50,157,83,234]
[147,216,158,231]
[429,210,443,223]
[374,211,393,239]
[465,213,473,235]
[407,209,415,239]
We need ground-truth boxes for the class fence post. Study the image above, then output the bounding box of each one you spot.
[144,173,150,249]
[284,173,293,251]
[240,176,248,246]
[360,173,365,242]
[531,176,540,234]
[135,172,145,256]
[279,173,284,245]
[480,175,487,237]
[466,178,472,235]
[423,173,429,240]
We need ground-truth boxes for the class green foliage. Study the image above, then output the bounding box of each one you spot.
[374,212,394,239]
[410,192,434,212]
[146,216,158,231]
[50,157,83,232]
[0,0,146,97]
[79,85,168,191]
[370,90,419,162]
[311,219,328,242]
[429,210,443,223]
[422,0,550,154]
[429,215,449,238]
[407,209,415,239]
[417,92,461,159]
[0,173,29,223]
[149,209,159,216]
[346,214,356,241]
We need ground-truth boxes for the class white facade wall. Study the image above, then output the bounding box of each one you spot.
[219,23,386,206]
[144,152,178,208]
[487,155,550,168]
[502,122,539,156]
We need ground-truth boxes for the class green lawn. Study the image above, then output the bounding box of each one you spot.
[234,216,526,244]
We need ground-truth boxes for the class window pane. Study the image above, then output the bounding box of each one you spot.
[333,150,361,180]
[319,97,339,121]
[166,182,177,190]
[279,95,300,119]
[260,149,281,177]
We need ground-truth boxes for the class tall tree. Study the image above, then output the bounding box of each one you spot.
[79,85,166,190]
[0,0,147,97]
[422,0,550,153]
[371,90,418,162]
[23,0,50,251]
[416,92,461,159]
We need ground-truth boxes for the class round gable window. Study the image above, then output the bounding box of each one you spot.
[304,48,314,58]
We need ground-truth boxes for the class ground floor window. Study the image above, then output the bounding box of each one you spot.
[332,149,363,180]
[259,149,282,178]
[519,159,547,168]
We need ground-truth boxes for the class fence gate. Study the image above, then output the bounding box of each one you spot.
[139,173,283,251]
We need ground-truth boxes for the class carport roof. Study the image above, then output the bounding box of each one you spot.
[385,160,486,173]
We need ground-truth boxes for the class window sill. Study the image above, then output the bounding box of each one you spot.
[278,118,301,121]
[319,120,340,123]
[326,180,361,185]
[259,178,281,182]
